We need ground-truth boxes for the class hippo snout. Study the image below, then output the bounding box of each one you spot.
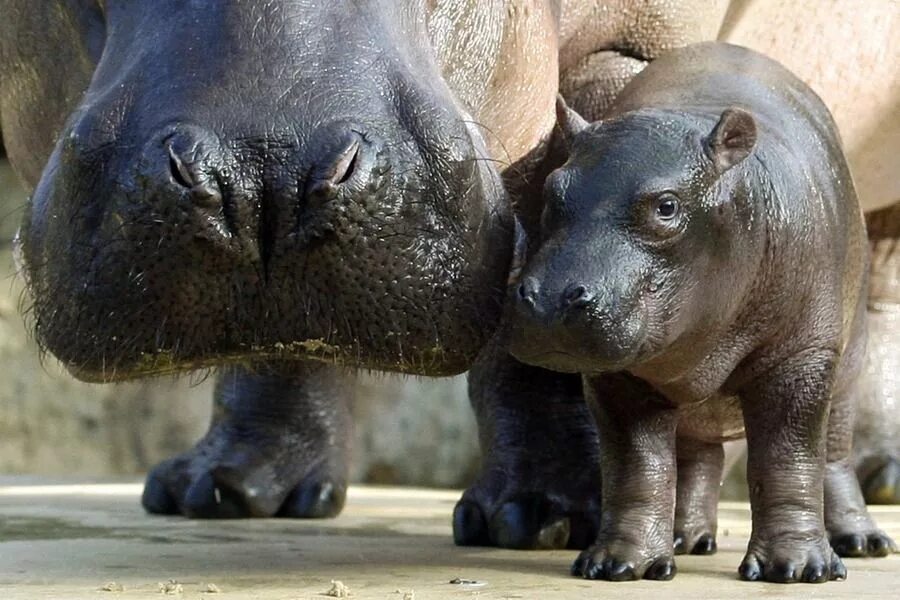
[124,122,379,259]
[22,105,511,379]
[515,277,597,316]
[510,272,646,374]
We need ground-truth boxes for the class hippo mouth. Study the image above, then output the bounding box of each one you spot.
[511,347,645,376]
[509,307,652,376]
[21,118,514,381]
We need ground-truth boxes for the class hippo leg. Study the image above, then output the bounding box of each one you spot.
[738,351,845,583]
[453,339,601,550]
[824,376,896,557]
[573,374,678,581]
[673,439,723,556]
[142,362,352,519]
[855,202,900,504]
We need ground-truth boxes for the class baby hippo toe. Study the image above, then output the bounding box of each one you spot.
[830,530,896,558]
[740,536,846,583]
[573,543,676,581]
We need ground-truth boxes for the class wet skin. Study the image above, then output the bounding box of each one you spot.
[0,0,728,540]
[1,0,551,520]
[509,43,896,582]
[3,0,893,555]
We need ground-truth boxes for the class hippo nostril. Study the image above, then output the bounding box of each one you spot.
[167,143,195,189]
[166,137,223,209]
[562,284,593,309]
[189,182,223,209]
[307,135,362,199]
[517,283,529,302]
[332,138,360,185]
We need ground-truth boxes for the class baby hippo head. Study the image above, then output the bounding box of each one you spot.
[509,99,760,375]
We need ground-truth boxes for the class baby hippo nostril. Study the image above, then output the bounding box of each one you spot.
[561,284,594,310]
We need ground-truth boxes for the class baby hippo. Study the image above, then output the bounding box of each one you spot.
[509,42,896,583]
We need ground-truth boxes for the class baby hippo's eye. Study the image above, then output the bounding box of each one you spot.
[655,193,680,221]
[637,191,686,242]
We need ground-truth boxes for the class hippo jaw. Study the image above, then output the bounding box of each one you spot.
[18,1,514,381]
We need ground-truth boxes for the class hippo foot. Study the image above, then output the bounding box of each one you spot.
[739,535,846,583]
[458,344,601,549]
[673,530,717,555]
[861,456,900,505]
[572,543,676,581]
[142,364,352,519]
[142,427,347,519]
[453,470,600,550]
[830,530,896,558]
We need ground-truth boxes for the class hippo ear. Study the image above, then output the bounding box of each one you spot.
[705,108,757,172]
[556,95,590,149]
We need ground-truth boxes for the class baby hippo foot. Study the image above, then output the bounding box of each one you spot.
[739,535,846,583]
[142,364,352,519]
[573,540,676,581]
[830,527,896,558]
[673,439,723,556]
[673,529,717,556]
[453,460,601,550]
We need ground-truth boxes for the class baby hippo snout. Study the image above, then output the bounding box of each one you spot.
[516,278,597,315]
[510,273,645,374]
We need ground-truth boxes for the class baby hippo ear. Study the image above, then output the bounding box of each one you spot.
[705,107,757,172]
[556,95,590,150]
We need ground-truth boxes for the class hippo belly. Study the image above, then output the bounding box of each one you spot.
[676,394,745,444]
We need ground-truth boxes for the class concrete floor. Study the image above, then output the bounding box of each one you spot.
[0,479,897,599]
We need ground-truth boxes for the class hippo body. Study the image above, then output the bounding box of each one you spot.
[718,0,900,505]
[1,0,896,557]
[0,0,546,517]
[0,0,727,532]
[510,42,895,582]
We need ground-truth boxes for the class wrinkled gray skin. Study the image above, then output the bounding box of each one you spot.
[0,0,733,541]
[1,0,895,560]
[509,43,896,582]
[719,0,900,507]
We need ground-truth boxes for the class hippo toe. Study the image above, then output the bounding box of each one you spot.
[142,364,351,519]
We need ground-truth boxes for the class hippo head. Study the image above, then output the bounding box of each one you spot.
[509,100,760,375]
[17,1,514,380]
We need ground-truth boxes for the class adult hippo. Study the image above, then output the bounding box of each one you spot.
[2,0,894,555]
[0,0,724,547]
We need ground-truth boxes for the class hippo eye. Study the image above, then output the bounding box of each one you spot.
[655,194,680,221]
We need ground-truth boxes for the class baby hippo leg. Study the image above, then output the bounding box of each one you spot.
[574,374,678,581]
[674,439,723,555]
[738,350,845,583]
